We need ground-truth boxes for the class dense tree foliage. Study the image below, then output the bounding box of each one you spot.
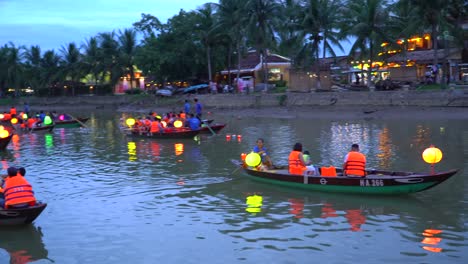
[0,0,465,95]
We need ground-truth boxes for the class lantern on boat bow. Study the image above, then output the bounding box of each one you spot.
[126,118,136,127]
[245,152,261,167]
[422,145,443,174]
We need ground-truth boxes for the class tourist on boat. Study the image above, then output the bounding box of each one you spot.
[253,138,273,169]
[10,106,17,117]
[184,99,191,115]
[343,144,366,176]
[187,113,201,130]
[0,167,36,209]
[194,98,202,119]
[150,118,164,135]
[289,143,316,175]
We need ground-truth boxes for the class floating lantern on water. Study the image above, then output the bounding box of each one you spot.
[245,152,261,167]
[422,145,443,174]
[11,118,18,125]
[0,129,9,138]
[126,118,136,127]
[226,134,231,141]
[237,134,242,142]
[174,120,183,128]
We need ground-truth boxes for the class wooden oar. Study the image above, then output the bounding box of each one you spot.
[202,120,216,136]
[68,114,88,128]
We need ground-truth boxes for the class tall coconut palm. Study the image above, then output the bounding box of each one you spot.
[341,0,391,89]
[99,32,122,87]
[59,42,82,96]
[1,43,24,96]
[23,45,43,93]
[195,3,219,82]
[215,0,249,85]
[118,28,138,88]
[246,0,281,91]
[299,0,345,90]
[82,36,103,89]
[41,50,61,95]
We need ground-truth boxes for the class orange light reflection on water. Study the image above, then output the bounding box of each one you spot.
[421,228,443,253]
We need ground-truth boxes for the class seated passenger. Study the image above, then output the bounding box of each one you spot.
[343,144,366,177]
[1,167,36,209]
[288,143,316,175]
[252,138,273,169]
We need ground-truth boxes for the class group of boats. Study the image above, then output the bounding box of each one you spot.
[0,113,89,226]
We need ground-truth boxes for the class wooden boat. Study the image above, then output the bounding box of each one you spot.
[199,123,226,134]
[55,117,89,128]
[231,160,458,195]
[29,124,54,132]
[128,128,201,139]
[0,203,47,226]
[0,134,13,150]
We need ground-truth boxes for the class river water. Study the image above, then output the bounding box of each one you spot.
[0,110,467,264]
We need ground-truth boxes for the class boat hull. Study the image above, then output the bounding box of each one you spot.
[0,203,47,226]
[0,135,13,150]
[128,129,200,139]
[29,125,55,132]
[55,117,89,128]
[199,123,226,134]
[233,161,458,195]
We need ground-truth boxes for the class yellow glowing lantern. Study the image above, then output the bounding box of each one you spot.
[245,152,261,167]
[174,120,183,128]
[11,117,18,124]
[175,143,184,155]
[246,195,263,213]
[0,129,9,138]
[126,118,136,127]
[0,125,4,130]
[0,114,4,120]
[422,146,443,164]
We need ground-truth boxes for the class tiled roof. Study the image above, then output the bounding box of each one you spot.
[223,50,290,72]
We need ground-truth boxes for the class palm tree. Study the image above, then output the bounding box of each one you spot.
[215,0,249,86]
[299,0,345,90]
[41,50,61,96]
[1,43,24,96]
[118,28,138,88]
[195,3,219,82]
[23,45,43,93]
[246,0,281,91]
[59,42,82,96]
[82,36,103,90]
[341,0,391,89]
[99,32,122,87]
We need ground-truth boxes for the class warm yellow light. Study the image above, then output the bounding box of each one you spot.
[0,114,4,119]
[246,195,263,213]
[422,146,443,164]
[11,117,18,124]
[0,129,9,138]
[175,143,184,155]
[381,42,389,47]
[126,118,136,127]
[245,152,261,167]
[174,120,183,128]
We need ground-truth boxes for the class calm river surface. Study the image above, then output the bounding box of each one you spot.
[0,110,467,264]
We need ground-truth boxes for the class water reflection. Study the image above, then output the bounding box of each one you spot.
[246,194,263,214]
[0,225,49,264]
[127,141,137,161]
[421,229,443,253]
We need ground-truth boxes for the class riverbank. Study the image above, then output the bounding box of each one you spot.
[3,89,468,119]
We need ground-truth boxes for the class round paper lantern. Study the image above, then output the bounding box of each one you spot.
[422,146,443,164]
[0,129,9,138]
[22,113,28,119]
[126,118,136,127]
[245,152,261,167]
[11,118,18,124]
[59,114,65,121]
[174,120,183,128]
[0,114,4,119]
[43,116,53,125]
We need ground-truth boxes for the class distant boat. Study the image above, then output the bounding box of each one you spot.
[55,117,89,128]
[231,160,458,195]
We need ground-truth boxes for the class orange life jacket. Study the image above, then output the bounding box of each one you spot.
[321,166,337,177]
[150,121,160,133]
[3,175,36,208]
[3,113,11,121]
[10,107,17,115]
[27,118,36,128]
[344,152,366,176]
[180,113,186,120]
[288,150,306,175]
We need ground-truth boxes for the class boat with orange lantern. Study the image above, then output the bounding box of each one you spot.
[231,146,458,195]
[128,127,201,139]
[0,125,13,150]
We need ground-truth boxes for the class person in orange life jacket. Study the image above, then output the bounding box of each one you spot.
[150,118,164,135]
[10,106,17,116]
[288,143,317,175]
[1,167,36,208]
[252,138,273,169]
[343,144,366,176]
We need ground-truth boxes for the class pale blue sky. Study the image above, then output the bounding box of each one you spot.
[0,0,209,51]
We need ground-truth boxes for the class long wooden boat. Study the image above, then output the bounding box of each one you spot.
[0,203,47,226]
[55,117,89,128]
[231,160,458,195]
[0,134,13,150]
[128,128,201,139]
[29,124,54,132]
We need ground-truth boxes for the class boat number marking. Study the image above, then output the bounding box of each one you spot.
[320,178,327,185]
[360,179,384,187]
